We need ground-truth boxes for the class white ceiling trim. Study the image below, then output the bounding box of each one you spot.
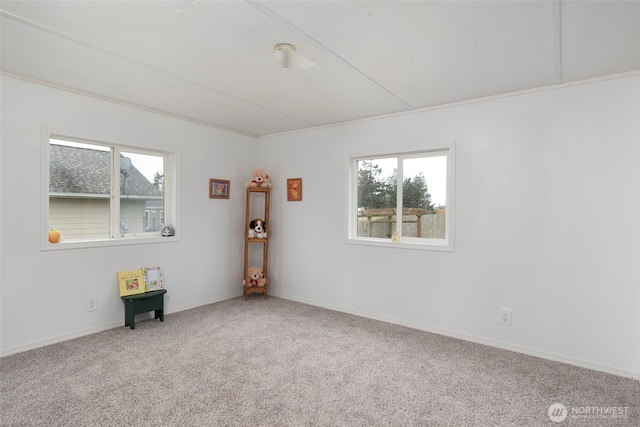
[0,70,257,137]
[5,68,637,140]
[4,68,638,141]
[259,69,640,140]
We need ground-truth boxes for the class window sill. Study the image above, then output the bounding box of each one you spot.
[345,237,454,252]
[41,235,179,251]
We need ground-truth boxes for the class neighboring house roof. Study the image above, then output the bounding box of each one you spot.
[49,144,162,198]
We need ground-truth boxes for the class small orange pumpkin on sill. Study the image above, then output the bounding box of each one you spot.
[48,228,61,244]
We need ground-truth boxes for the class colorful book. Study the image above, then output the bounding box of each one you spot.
[117,269,145,297]
[142,266,164,292]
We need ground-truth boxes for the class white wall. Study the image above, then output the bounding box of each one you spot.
[2,74,638,379]
[0,76,257,354]
[259,75,640,378]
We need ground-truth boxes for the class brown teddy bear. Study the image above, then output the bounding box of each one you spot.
[245,169,271,188]
[243,266,266,287]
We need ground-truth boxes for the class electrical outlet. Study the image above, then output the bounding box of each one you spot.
[85,296,98,312]
[499,308,512,326]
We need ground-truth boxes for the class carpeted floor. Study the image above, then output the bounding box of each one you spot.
[1,296,638,426]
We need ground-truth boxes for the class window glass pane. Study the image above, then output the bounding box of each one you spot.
[49,139,110,241]
[349,146,453,251]
[119,152,164,235]
[356,158,398,238]
[49,138,167,243]
[402,155,447,239]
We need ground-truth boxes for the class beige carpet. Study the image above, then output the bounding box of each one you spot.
[1,296,638,426]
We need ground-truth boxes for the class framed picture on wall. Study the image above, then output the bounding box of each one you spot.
[287,178,302,201]
[209,179,230,199]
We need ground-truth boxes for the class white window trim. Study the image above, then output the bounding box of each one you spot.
[345,142,455,252]
[40,127,181,251]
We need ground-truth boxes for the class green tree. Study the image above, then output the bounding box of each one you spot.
[358,162,434,212]
[378,169,434,212]
[153,171,164,193]
[402,173,434,212]
[357,161,391,209]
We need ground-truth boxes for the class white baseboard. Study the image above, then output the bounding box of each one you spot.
[165,291,243,315]
[4,290,638,383]
[271,291,640,382]
[0,292,243,358]
[0,321,123,358]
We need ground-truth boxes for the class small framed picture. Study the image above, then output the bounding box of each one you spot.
[142,266,164,292]
[287,178,302,201]
[210,179,230,199]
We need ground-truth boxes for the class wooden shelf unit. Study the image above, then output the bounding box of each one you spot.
[243,187,270,299]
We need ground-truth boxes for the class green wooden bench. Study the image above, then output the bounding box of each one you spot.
[121,289,167,329]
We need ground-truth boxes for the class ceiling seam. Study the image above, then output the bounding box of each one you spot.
[247,0,415,110]
[0,9,318,129]
[550,0,562,84]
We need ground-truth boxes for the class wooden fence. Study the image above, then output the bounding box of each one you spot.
[357,208,445,239]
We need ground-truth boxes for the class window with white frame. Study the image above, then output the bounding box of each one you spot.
[44,133,178,248]
[347,145,454,251]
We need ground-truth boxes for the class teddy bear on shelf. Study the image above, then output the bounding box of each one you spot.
[243,266,266,288]
[245,169,272,188]
[248,218,267,239]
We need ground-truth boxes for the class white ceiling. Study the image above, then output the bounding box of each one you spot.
[1,1,639,137]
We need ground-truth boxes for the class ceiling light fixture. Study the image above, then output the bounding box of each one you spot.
[273,43,315,72]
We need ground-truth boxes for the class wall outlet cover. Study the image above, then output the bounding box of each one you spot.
[85,296,98,312]
[499,308,512,326]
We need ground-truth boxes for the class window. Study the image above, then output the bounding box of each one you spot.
[43,132,179,249]
[347,144,455,251]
